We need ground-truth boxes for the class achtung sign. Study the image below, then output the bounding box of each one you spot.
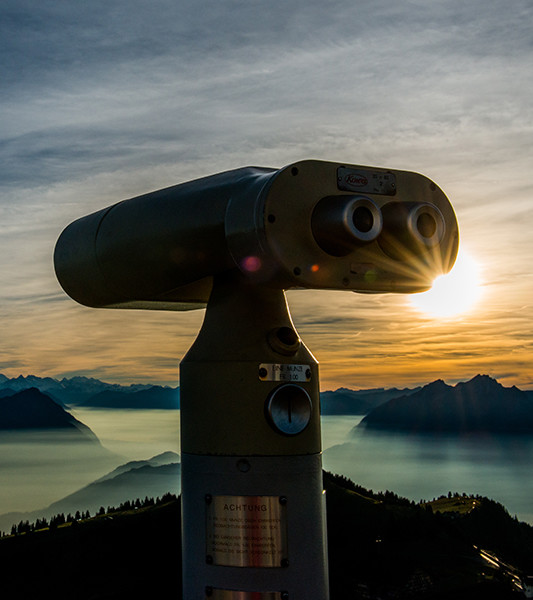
[206,495,288,568]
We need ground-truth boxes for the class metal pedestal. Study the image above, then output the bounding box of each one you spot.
[180,278,329,599]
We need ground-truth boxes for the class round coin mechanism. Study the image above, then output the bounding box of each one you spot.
[266,384,312,435]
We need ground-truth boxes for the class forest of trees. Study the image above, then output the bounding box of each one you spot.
[2,492,177,537]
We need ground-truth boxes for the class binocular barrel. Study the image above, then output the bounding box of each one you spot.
[54,160,458,310]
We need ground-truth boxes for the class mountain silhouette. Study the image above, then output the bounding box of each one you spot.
[0,373,178,407]
[0,388,99,441]
[79,386,180,409]
[45,461,181,517]
[321,386,420,415]
[360,375,533,433]
[94,451,179,482]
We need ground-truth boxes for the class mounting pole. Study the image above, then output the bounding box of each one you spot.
[180,275,329,599]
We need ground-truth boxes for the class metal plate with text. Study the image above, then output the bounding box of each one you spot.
[206,495,288,568]
[259,363,311,382]
[207,589,280,599]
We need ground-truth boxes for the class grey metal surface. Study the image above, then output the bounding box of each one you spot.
[182,453,329,600]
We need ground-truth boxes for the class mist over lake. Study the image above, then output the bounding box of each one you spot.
[1,409,531,526]
[0,409,180,517]
[0,430,118,514]
[70,407,180,459]
[322,415,533,524]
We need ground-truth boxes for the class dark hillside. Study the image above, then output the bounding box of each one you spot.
[0,498,182,599]
[324,473,532,598]
[1,475,531,599]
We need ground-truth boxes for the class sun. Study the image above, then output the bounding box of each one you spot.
[409,248,483,318]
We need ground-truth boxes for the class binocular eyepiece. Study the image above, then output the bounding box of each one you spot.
[311,195,383,256]
[54,159,459,311]
[311,194,446,260]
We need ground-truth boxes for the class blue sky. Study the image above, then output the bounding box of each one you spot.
[1,0,532,389]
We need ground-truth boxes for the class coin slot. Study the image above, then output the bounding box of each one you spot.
[266,384,312,435]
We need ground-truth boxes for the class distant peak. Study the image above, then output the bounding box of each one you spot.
[425,379,450,390]
[461,374,502,389]
[470,374,496,382]
[15,386,46,396]
[149,451,180,464]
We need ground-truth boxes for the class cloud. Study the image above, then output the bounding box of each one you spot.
[0,0,532,388]
[2,0,531,199]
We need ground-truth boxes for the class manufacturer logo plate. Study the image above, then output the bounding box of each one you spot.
[337,167,396,196]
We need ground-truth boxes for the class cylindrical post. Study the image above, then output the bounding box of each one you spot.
[180,277,329,599]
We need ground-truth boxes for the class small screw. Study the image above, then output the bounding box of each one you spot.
[259,367,268,379]
[279,496,287,505]
[205,494,212,504]
[293,267,302,276]
[205,586,213,597]
[281,558,290,568]
[236,459,251,473]
[281,593,289,600]
[305,368,311,380]
[206,555,213,564]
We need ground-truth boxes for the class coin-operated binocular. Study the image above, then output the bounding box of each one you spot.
[55,160,458,600]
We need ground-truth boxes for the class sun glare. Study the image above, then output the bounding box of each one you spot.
[409,248,483,318]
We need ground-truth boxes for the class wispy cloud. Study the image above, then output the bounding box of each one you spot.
[1,0,532,388]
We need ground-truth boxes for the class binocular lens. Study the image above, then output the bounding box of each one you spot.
[378,201,446,260]
[311,195,382,257]
[417,212,437,239]
[352,206,375,234]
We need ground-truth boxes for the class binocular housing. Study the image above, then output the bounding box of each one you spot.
[54,159,459,310]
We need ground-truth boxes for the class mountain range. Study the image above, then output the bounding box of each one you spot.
[0,372,406,413]
[360,374,533,434]
[2,372,533,435]
[320,385,420,415]
[0,373,179,409]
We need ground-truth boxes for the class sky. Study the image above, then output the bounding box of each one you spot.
[1,0,532,391]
